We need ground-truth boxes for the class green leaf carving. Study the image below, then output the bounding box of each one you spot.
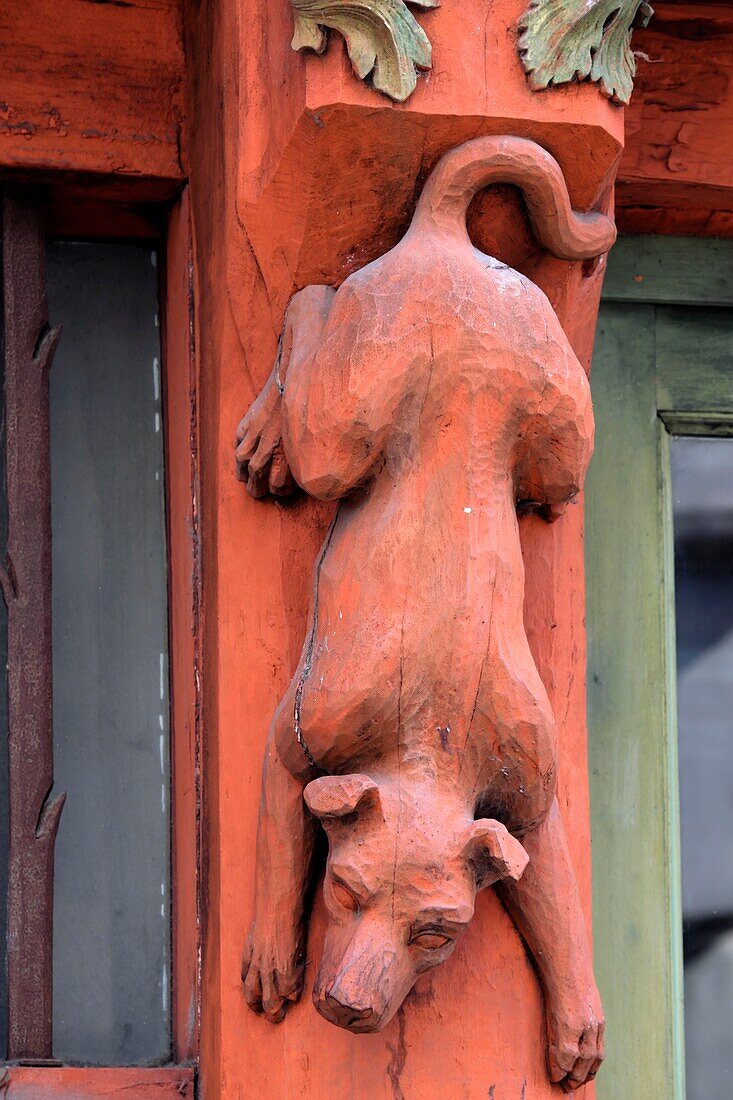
[290,0,439,102]
[518,0,653,106]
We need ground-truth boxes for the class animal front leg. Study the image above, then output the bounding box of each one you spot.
[496,800,604,1092]
[242,727,318,1022]
[235,371,295,499]
[235,284,336,499]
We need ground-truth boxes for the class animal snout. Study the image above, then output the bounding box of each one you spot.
[314,927,405,1033]
[316,986,380,1032]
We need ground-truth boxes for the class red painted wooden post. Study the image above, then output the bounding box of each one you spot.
[2,190,65,1061]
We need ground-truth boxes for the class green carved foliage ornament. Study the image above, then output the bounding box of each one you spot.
[518,0,654,106]
[289,0,439,103]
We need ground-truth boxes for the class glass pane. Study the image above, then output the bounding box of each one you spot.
[47,243,170,1065]
[672,436,733,1100]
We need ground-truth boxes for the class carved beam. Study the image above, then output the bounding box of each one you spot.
[2,191,65,1061]
[518,0,654,105]
[288,0,438,101]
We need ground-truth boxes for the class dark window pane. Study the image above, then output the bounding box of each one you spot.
[673,436,733,1099]
[47,243,170,1065]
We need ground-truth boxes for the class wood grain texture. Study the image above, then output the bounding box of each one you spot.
[617,2,733,235]
[587,302,685,1100]
[0,1066,195,1099]
[2,192,64,1062]
[0,0,185,186]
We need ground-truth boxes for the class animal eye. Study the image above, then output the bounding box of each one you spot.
[330,878,359,912]
[410,930,452,950]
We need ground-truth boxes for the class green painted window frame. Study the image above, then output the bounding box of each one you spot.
[587,235,733,1100]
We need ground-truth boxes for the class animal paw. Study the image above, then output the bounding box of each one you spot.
[235,377,296,499]
[241,923,306,1023]
[546,988,605,1092]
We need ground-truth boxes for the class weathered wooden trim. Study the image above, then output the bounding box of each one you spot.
[601,236,733,307]
[163,190,203,1062]
[659,410,733,437]
[2,190,64,1061]
[589,237,733,1098]
[518,0,653,105]
[587,300,685,1100]
[289,0,437,101]
[0,1065,195,1098]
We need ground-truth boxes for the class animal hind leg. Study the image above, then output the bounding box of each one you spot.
[472,627,557,832]
[495,799,604,1092]
[242,694,320,1022]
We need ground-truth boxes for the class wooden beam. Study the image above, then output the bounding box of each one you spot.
[618,2,733,235]
[587,301,685,1100]
[0,1066,195,1098]
[186,0,621,1092]
[601,235,733,307]
[0,0,185,189]
[2,191,64,1061]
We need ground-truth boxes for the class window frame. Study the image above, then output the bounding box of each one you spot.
[587,235,733,1099]
[0,188,200,1094]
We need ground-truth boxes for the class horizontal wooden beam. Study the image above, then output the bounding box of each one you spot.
[602,236,733,307]
[0,0,185,191]
[617,1,733,235]
[0,1067,195,1098]
[659,410,733,437]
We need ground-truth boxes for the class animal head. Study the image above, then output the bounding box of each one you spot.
[304,773,528,1032]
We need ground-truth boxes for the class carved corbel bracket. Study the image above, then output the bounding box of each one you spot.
[288,0,438,102]
[237,135,615,1093]
[518,0,654,105]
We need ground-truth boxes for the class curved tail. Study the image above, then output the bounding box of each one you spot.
[410,136,616,260]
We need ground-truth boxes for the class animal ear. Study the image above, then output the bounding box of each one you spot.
[303,774,380,821]
[466,820,529,888]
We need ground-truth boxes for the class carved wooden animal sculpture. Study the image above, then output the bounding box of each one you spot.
[236,135,615,1092]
